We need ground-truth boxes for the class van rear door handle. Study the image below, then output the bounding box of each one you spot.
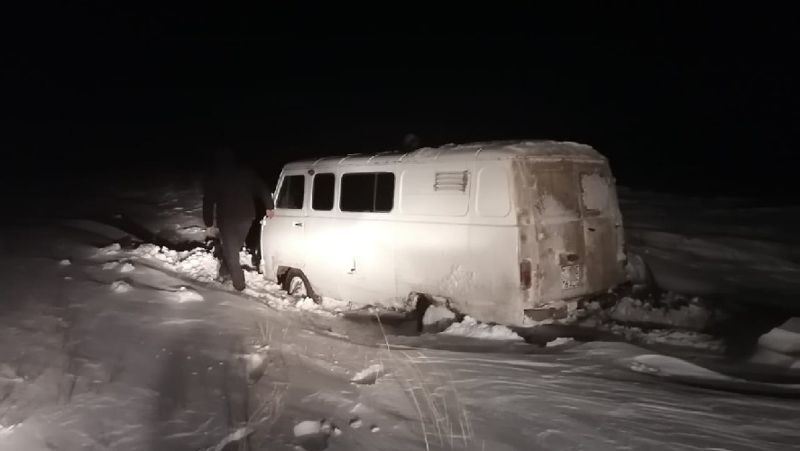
[292,221,304,227]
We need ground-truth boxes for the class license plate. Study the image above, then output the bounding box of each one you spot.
[560,265,583,289]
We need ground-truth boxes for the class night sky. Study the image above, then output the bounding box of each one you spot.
[6,4,799,199]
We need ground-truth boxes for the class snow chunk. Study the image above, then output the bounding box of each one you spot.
[169,286,204,303]
[293,420,322,437]
[110,280,132,293]
[546,337,575,347]
[423,305,456,326]
[119,262,135,273]
[441,316,523,341]
[58,259,71,266]
[351,363,385,385]
[349,418,362,429]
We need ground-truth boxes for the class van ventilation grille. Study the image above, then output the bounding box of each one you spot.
[434,171,469,192]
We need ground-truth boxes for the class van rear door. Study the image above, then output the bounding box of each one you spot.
[520,159,624,304]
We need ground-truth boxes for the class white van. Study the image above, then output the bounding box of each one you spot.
[260,140,626,326]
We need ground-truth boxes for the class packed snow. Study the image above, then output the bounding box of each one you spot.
[1,172,799,451]
[441,316,523,341]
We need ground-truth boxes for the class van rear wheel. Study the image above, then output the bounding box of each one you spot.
[283,269,317,301]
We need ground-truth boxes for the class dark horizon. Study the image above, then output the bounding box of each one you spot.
[6,4,799,200]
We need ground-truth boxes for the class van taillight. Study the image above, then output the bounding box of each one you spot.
[520,259,532,289]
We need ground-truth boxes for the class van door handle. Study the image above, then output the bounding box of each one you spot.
[292,221,303,227]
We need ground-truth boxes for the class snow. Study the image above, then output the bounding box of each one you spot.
[758,317,800,354]
[119,262,135,273]
[102,261,119,270]
[110,280,132,293]
[168,286,204,303]
[545,337,574,347]
[350,364,385,385]
[441,316,523,341]
[609,295,712,330]
[3,172,800,451]
[131,244,220,283]
[580,172,610,211]
[58,259,71,266]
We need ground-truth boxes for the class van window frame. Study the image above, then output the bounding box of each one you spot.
[339,171,395,213]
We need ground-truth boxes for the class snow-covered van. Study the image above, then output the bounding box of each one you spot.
[260,140,626,325]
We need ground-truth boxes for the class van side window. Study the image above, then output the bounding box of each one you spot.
[340,172,395,213]
[276,175,305,209]
[312,173,335,211]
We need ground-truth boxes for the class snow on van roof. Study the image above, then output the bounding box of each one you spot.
[283,140,605,169]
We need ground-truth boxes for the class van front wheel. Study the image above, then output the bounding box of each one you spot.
[283,269,317,302]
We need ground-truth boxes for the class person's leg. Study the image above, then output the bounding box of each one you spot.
[245,219,261,271]
[219,220,251,291]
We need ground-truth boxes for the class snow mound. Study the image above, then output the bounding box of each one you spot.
[546,337,575,347]
[96,243,121,256]
[132,244,219,282]
[168,286,204,303]
[58,259,71,266]
[609,296,711,330]
[101,261,119,270]
[351,363,385,385]
[758,318,800,355]
[119,262,135,273]
[441,316,523,341]
[110,280,132,293]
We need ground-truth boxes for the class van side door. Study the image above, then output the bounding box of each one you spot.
[270,171,308,274]
[337,171,398,306]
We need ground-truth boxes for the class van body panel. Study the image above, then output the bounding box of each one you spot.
[261,141,625,326]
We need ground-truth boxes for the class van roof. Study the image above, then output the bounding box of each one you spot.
[283,140,606,170]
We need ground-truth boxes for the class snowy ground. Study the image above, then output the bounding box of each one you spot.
[1,172,799,450]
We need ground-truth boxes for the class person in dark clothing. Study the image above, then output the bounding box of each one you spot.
[202,148,274,291]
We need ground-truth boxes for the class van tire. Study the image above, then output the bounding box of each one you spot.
[283,268,318,302]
